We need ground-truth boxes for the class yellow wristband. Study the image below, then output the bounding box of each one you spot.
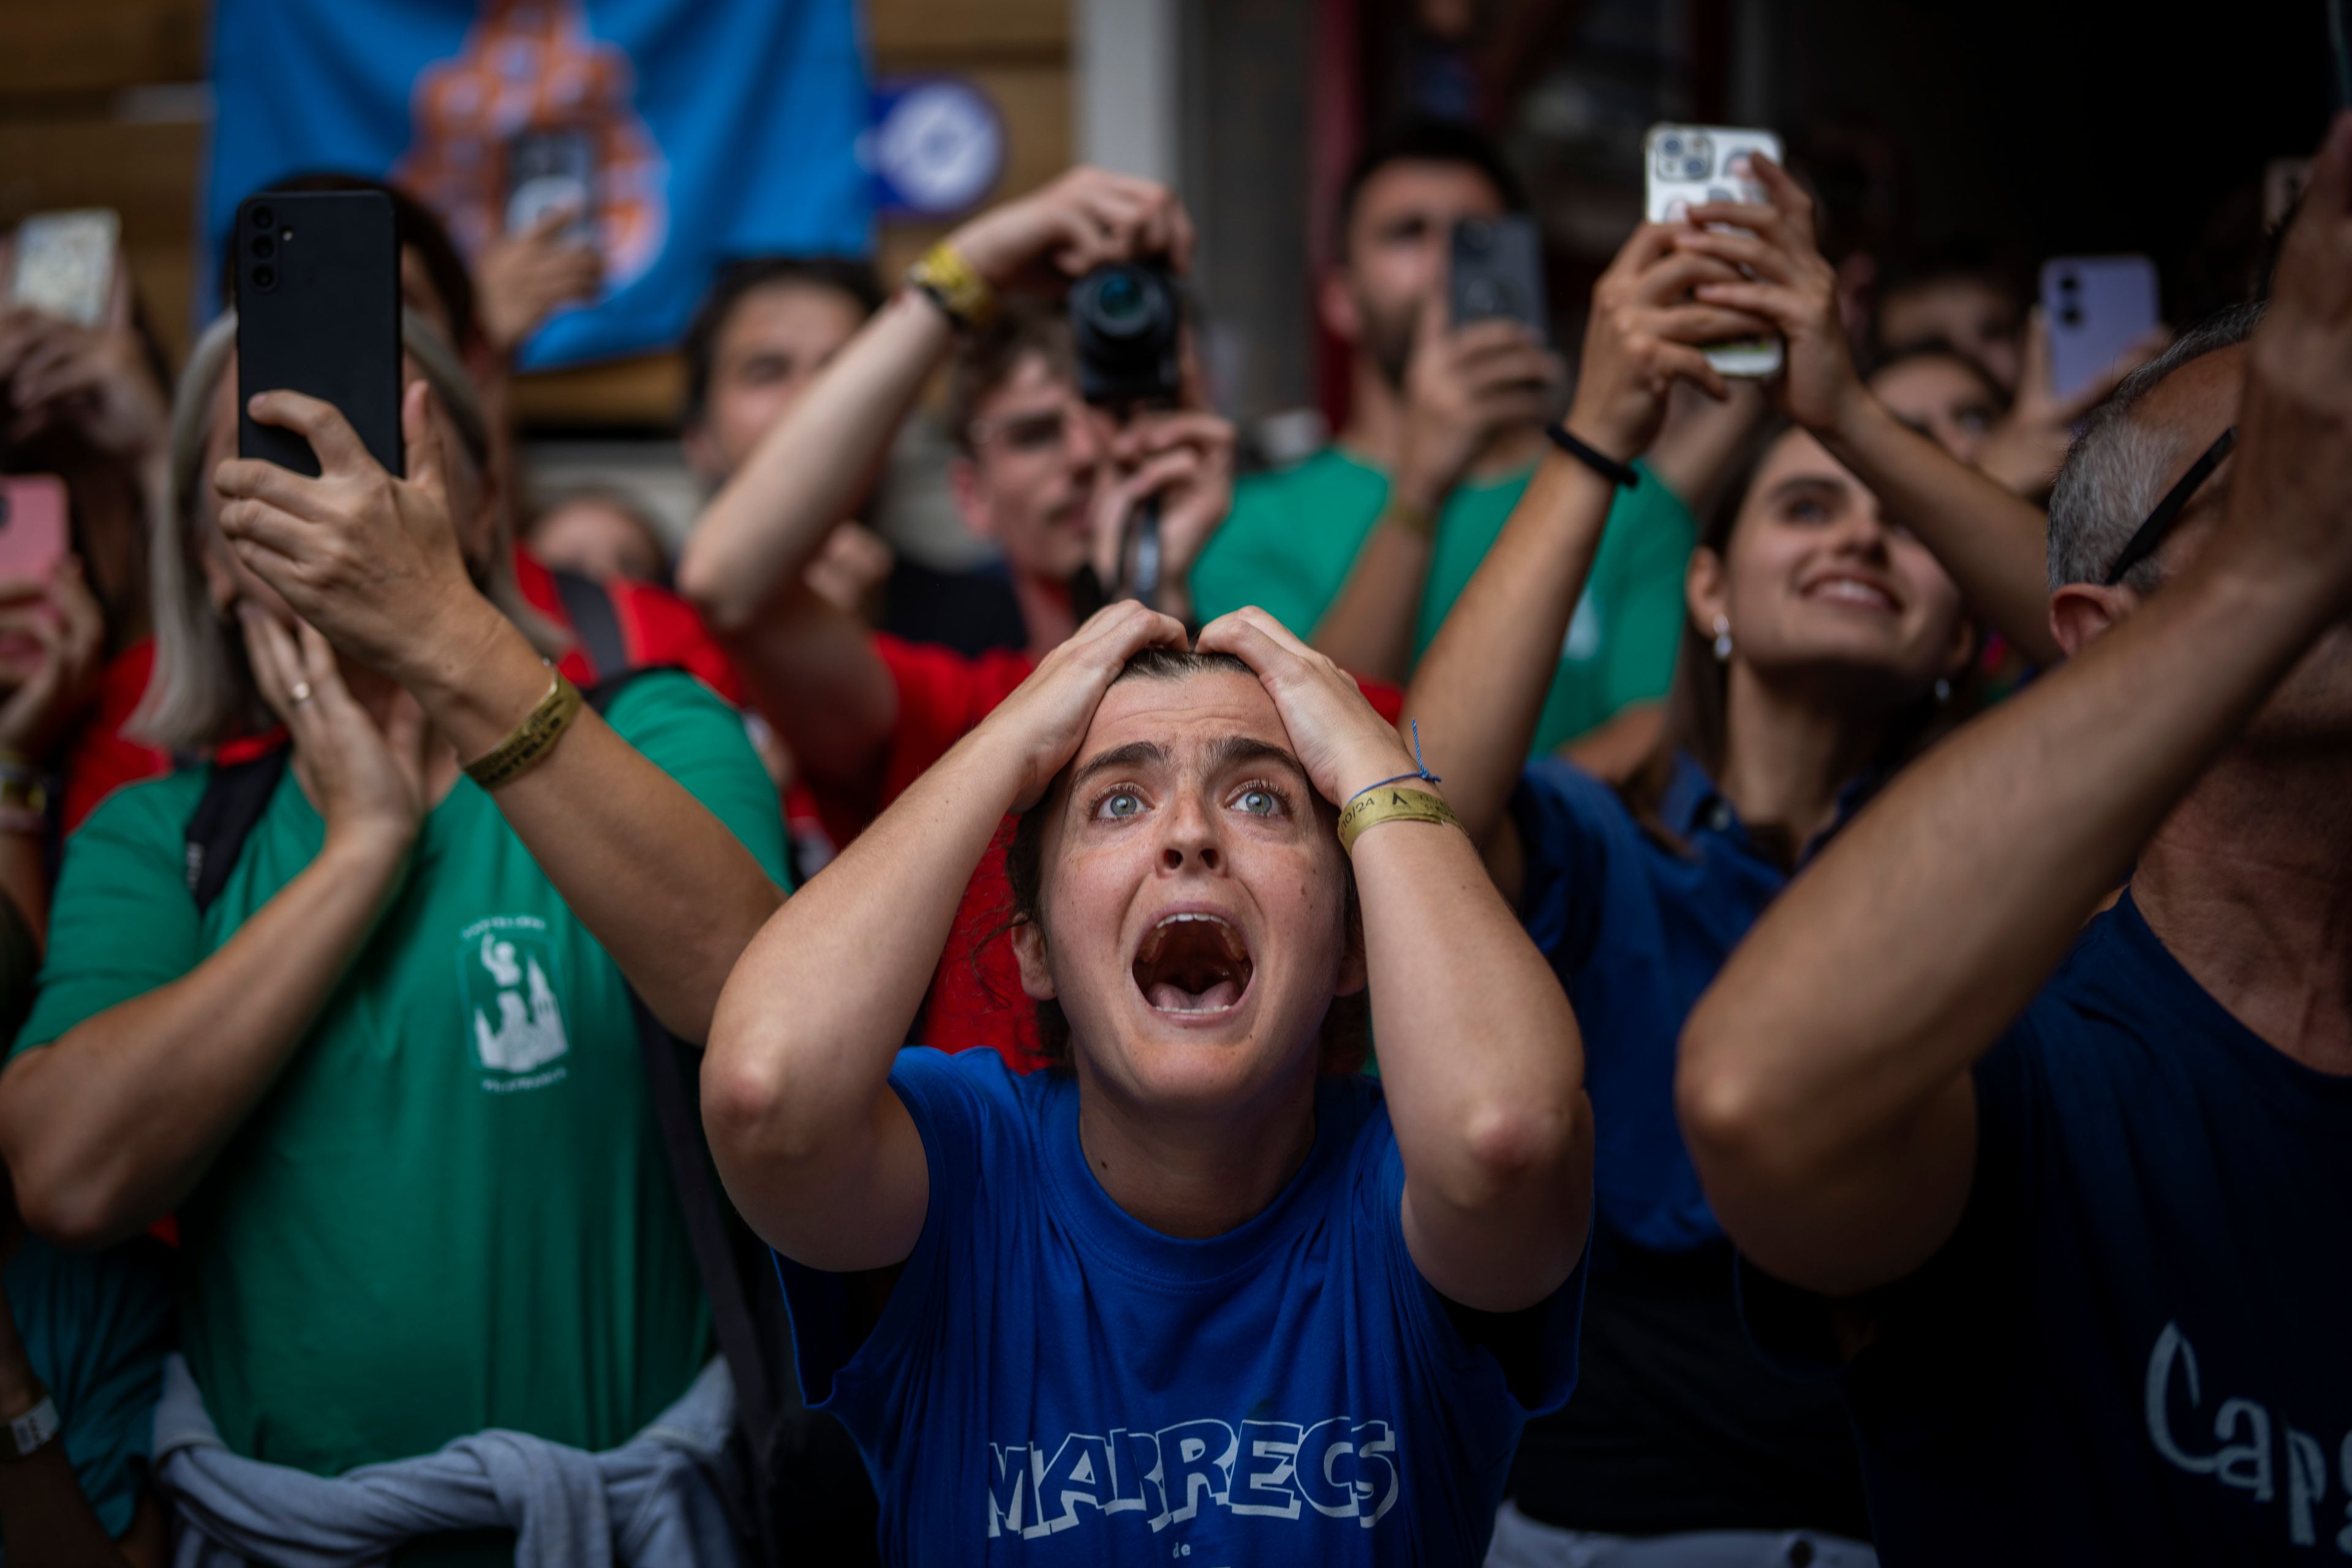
[1336,785,1462,854]
[1381,496,1437,541]
[462,673,584,791]
[906,240,999,331]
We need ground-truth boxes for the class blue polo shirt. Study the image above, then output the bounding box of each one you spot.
[1742,892,2352,1564]
[777,1047,1586,1566]
[1506,754,1872,1539]
[1513,753,1868,1253]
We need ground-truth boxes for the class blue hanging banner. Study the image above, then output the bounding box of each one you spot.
[204,0,873,369]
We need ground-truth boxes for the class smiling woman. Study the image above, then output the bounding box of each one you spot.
[700,601,1594,1565]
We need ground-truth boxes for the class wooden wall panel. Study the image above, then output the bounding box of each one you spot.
[0,0,206,99]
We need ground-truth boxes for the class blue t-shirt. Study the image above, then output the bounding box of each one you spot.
[1507,756,1869,1539]
[1743,892,2352,1564]
[3,1232,174,1544]
[1515,753,1863,1253]
[779,1047,1586,1565]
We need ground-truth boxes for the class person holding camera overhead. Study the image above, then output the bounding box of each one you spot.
[676,167,1257,1067]
[0,302,788,1562]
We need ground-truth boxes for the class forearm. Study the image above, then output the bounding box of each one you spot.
[0,1303,149,1568]
[1820,392,2061,665]
[0,833,43,948]
[725,581,899,807]
[703,728,1019,1259]
[1354,804,1591,1306]
[677,292,952,630]
[409,611,783,1043]
[1681,554,2331,1282]
[0,839,402,1246]
[1311,519,1436,686]
[1403,451,1616,843]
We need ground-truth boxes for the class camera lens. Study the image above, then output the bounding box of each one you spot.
[252,265,277,290]
[251,234,275,259]
[2060,306,2082,328]
[1095,271,1143,323]
[2059,274,2080,293]
[251,205,274,230]
[1662,135,1683,156]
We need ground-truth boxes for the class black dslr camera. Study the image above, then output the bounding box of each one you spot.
[1066,261,1185,613]
[1068,262,1183,410]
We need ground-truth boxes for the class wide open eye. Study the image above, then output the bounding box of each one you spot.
[1235,786,1281,818]
[1098,790,1145,821]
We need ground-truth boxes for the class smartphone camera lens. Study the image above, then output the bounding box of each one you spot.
[251,234,275,260]
[1661,135,1684,156]
[251,205,274,230]
[252,264,277,291]
[2060,307,2083,328]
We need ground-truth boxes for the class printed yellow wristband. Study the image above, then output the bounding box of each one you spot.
[1337,785,1462,854]
[463,673,584,791]
[906,240,999,331]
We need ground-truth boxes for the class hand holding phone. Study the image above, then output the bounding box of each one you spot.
[2039,256,2160,406]
[1450,215,1550,341]
[1646,124,1784,377]
[233,190,403,477]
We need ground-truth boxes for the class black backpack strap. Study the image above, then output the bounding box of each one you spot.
[549,567,630,684]
[184,750,290,914]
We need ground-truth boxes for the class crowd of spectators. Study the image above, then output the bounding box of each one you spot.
[0,51,2344,1568]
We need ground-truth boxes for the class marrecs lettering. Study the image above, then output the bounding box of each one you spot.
[985,1417,1401,1539]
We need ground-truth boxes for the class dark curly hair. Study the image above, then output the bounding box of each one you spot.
[1001,648,1372,1074]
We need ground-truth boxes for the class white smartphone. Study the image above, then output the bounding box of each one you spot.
[9,209,119,327]
[1645,124,1782,379]
[2040,255,2159,405]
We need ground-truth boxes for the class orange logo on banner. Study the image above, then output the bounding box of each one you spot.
[396,0,667,288]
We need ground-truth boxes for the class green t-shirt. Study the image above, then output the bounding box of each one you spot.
[13,673,788,1478]
[1189,447,1699,755]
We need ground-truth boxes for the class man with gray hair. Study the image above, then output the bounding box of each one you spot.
[1675,115,2352,1564]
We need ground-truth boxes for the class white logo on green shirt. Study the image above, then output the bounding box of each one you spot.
[459,916,570,1088]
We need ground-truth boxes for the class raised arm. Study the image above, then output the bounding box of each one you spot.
[1674,156,2062,668]
[214,385,778,1042]
[1675,118,2352,1298]
[703,602,1187,1272]
[675,170,1196,801]
[0,614,429,1247]
[1311,304,1564,684]
[1202,608,1593,1313]
[1406,224,1751,859]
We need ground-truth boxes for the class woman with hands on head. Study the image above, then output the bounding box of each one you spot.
[0,312,789,1559]
[704,599,1593,1565]
[1669,153,2065,668]
[1406,212,1979,1565]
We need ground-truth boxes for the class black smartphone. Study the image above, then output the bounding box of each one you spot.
[507,127,600,247]
[233,190,403,477]
[1450,214,1550,341]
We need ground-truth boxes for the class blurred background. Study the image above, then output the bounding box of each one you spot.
[0,0,2326,559]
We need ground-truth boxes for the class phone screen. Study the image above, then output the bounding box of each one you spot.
[507,129,599,246]
[9,210,119,326]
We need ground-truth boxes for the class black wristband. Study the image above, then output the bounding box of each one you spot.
[1545,425,1642,489]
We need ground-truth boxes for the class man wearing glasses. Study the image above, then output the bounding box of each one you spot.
[676,168,1239,1067]
[1675,118,2352,1564]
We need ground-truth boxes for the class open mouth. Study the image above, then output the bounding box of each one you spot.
[1131,912,1255,1016]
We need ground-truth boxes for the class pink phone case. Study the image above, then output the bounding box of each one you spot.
[0,475,68,582]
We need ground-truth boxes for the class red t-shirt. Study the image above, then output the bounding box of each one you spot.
[820,633,1406,1072]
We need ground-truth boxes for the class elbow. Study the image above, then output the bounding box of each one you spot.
[1675,1015,1817,1206]
[674,549,758,634]
[699,1028,825,1169]
[1441,1089,1591,1211]
[6,1143,141,1251]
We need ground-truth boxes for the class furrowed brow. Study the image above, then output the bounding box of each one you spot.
[1071,740,1170,793]
[1210,735,1310,786]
